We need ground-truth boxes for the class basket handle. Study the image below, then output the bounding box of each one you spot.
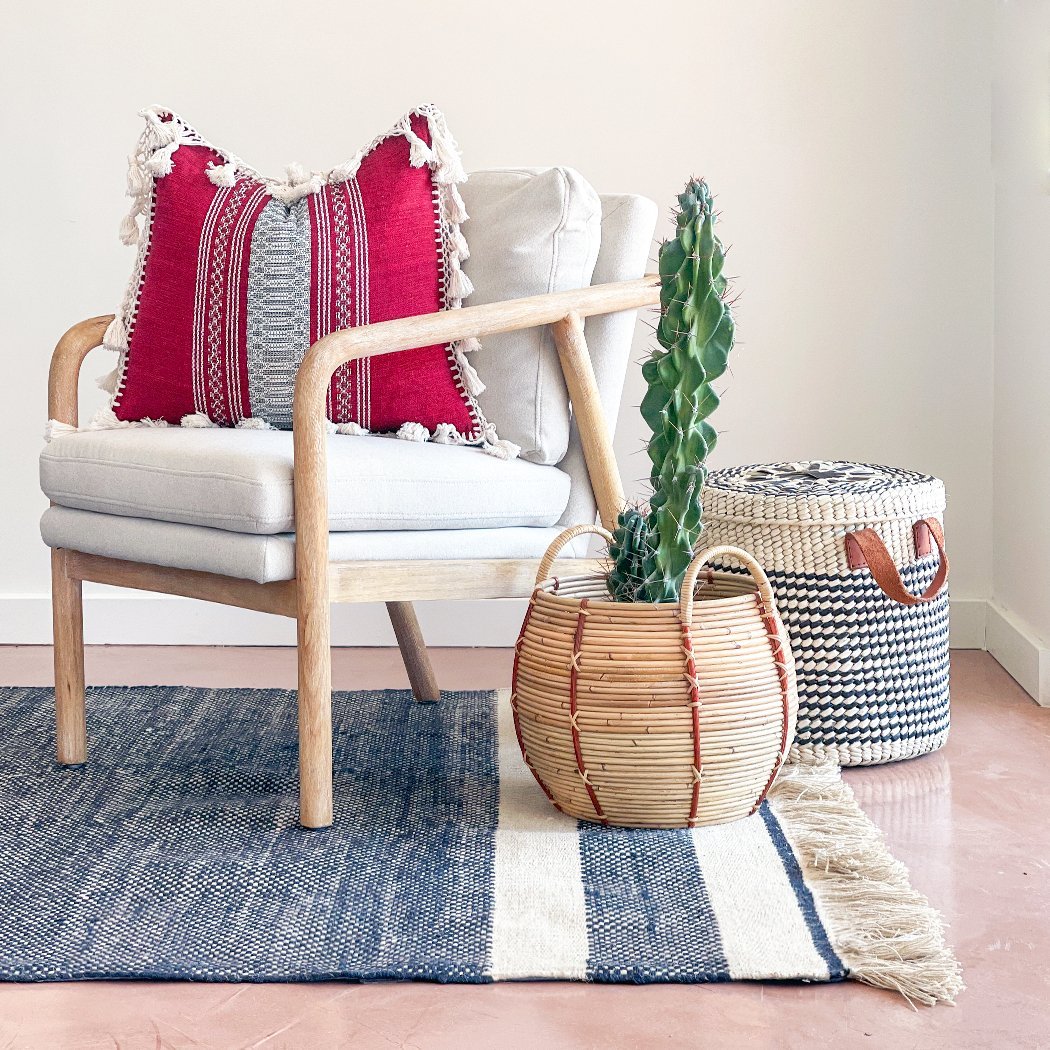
[843,517,948,606]
[535,524,615,585]
[680,545,778,622]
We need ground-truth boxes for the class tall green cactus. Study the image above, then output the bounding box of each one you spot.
[607,178,735,603]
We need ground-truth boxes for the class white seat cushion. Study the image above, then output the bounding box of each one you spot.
[40,507,582,583]
[40,428,570,535]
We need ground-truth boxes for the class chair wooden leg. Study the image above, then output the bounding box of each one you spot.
[297,586,333,828]
[51,548,86,765]
[386,601,440,702]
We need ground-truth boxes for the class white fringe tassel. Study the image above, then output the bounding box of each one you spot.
[334,421,370,436]
[767,759,964,1008]
[206,161,238,188]
[446,259,474,299]
[84,406,168,433]
[402,119,436,168]
[450,339,485,396]
[96,368,120,395]
[481,438,522,460]
[442,182,468,224]
[43,419,78,443]
[117,107,189,248]
[396,421,430,443]
[119,210,143,247]
[329,153,364,185]
[450,225,470,260]
[103,315,127,353]
[181,412,217,429]
[270,162,324,205]
[431,422,460,444]
[427,107,467,183]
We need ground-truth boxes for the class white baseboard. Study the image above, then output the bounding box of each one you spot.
[6,591,1046,708]
[985,600,1050,707]
[0,592,531,648]
[947,598,987,649]
[0,591,992,651]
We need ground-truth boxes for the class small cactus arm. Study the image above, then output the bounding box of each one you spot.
[606,506,652,602]
[638,178,735,602]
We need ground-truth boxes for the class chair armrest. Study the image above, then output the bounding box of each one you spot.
[48,316,114,427]
[291,275,660,587]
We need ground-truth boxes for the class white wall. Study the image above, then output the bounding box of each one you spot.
[990,0,1050,699]
[0,0,995,645]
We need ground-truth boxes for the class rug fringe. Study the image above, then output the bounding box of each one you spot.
[768,760,964,1007]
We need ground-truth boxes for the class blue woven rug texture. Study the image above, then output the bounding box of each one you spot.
[0,686,845,983]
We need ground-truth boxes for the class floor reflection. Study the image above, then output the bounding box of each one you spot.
[844,749,955,912]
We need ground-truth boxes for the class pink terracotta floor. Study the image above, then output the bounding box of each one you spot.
[0,646,1046,1049]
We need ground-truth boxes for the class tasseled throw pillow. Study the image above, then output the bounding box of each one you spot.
[98,105,516,458]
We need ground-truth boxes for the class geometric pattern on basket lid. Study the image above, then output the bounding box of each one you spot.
[704,461,945,526]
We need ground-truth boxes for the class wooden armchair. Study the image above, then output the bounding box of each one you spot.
[44,187,659,828]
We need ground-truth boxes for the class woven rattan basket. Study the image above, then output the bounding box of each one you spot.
[510,525,799,829]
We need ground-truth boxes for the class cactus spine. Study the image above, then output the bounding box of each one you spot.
[607,178,735,603]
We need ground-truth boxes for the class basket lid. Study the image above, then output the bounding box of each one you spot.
[705,461,945,524]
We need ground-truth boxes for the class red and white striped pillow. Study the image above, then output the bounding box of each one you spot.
[97,105,515,456]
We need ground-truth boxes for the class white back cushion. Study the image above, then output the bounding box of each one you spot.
[461,169,602,465]
[559,193,659,526]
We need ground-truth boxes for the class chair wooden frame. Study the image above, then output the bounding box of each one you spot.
[47,275,661,827]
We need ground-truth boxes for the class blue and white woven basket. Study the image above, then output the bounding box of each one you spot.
[702,462,950,766]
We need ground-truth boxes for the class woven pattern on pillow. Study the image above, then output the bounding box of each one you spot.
[97,106,514,456]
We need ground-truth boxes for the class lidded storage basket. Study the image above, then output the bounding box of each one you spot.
[702,462,950,766]
[510,525,798,829]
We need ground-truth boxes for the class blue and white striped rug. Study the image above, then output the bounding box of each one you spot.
[0,686,960,1002]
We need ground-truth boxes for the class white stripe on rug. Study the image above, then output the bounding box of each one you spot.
[692,814,832,981]
[489,689,589,980]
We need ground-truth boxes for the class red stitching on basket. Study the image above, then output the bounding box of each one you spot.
[751,597,792,814]
[680,621,703,826]
[569,598,606,824]
[510,597,557,804]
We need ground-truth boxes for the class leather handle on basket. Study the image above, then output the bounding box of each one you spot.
[843,517,949,606]
[535,524,615,586]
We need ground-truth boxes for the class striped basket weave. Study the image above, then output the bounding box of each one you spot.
[701,462,950,767]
